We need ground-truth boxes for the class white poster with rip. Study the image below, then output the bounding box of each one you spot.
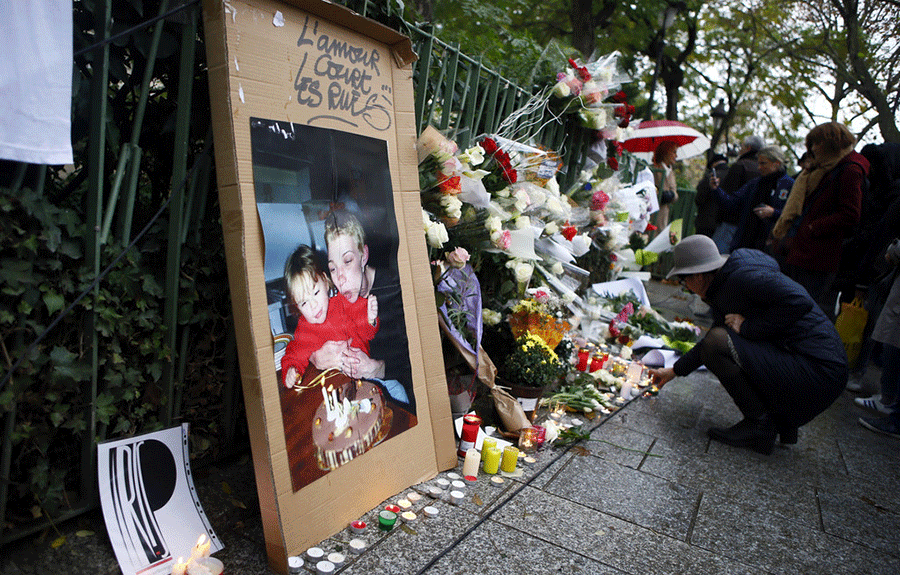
[98,424,222,575]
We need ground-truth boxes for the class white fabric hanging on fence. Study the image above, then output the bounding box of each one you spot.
[0,0,73,165]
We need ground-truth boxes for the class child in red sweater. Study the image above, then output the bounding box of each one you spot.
[280,245,378,388]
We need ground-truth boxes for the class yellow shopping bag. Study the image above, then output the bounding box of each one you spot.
[834,298,868,367]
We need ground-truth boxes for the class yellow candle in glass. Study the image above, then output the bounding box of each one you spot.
[500,446,519,473]
[482,446,501,474]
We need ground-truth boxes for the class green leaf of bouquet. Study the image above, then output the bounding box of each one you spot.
[634,249,658,266]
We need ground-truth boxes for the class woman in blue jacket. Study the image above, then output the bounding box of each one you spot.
[650,235,848,455]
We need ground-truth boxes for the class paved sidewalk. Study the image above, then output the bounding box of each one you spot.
[3,280,899,574]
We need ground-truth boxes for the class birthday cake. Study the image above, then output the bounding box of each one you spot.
[312,376,389,470]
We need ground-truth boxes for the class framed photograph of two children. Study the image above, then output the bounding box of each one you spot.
[202,0,456,571]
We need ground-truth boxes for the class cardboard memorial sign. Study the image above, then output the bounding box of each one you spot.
[202,0,456,571]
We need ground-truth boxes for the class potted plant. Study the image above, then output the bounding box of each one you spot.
[501,333,566,420]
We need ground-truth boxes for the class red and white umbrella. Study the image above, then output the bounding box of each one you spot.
[621,119,710,162]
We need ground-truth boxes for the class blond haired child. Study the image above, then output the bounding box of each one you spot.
[280,244,378,388]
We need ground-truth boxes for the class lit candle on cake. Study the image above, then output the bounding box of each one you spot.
[462,448,480,477]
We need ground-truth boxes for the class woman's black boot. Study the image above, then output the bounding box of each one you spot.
[707,413,778,455]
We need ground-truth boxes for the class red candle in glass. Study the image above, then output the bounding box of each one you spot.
[458,414,482,456]
[589,355,603,372]
[576,349,590,371]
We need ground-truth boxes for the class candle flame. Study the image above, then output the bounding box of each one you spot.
[196,534,207,546]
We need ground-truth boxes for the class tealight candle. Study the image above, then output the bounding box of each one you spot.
[449,490,464,505]
[463,475,477,484]
[407,491,422,503]
[423,506,439,517]
[397,499,412,510]
[191,534,211,560]
[194,557,224,575]
[482,446,501,474]
[172,557,188,575]
[327,552,345,566]
[436,478,450,490]
[501,446,519,473]
[385,504,401,514]
[427,486,442,498]
[523,456,537,466]
[288,555,305,573]
[451,480,466,490]
[446,472,461,480]
[490,476,505,487]
[349,539,366,554]
[350,520,366,534]
[462,448,480,477]
[316,560,335,575]
[400,511,417,522]
[378,510,397,531]
[306,547,325,560]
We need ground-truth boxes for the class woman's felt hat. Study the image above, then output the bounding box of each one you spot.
[666,235,729,278]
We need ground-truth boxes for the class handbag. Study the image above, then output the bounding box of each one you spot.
[834,297,868,367]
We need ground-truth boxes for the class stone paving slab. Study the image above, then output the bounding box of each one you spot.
[540,452,700,541]
[493,486,759,575]
[691,490,900,575]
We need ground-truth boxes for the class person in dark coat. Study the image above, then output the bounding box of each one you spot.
[710,135,764,253]
[694,153,728,238]
[771,122,869,319]
[649,235,848,455]
[724,146,794,252]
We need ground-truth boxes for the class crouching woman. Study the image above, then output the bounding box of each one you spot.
[650,235,847,454]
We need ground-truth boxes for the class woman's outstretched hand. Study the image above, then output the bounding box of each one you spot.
[648,367,676,389]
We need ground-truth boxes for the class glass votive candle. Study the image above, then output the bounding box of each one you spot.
[500,446,519,473]
[518,427,539,453]
[378,510,397,531]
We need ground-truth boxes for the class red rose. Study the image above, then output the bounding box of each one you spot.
[610,90,627,103]
[618,118,630,128]
[645,223,658,231]
[562,225,577,241]
[439,175,461,194]
[481,138,498,154]
[607,156,619,170]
